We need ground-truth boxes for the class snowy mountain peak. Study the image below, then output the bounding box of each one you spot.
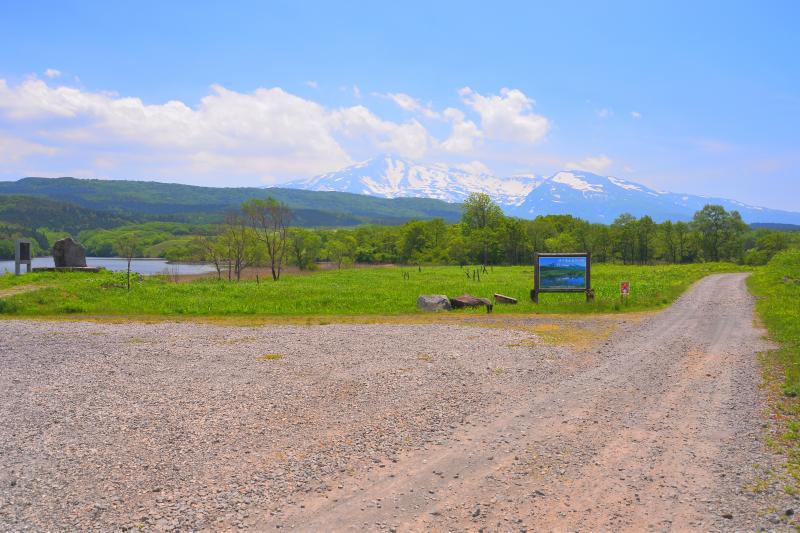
[284,156,800,224]
[287,155,540,206]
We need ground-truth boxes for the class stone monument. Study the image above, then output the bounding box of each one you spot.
[52,237,87,268]
[14,239,32,275]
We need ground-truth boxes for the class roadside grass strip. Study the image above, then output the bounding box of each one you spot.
[0,262,744,318]
[748,250,800,489]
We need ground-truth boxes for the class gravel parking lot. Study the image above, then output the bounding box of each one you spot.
[0,274,795,531]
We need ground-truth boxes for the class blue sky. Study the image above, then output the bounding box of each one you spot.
[0,1,798,210]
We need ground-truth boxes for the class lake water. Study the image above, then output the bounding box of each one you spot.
[543,275,586,288]
[0,257,217,276]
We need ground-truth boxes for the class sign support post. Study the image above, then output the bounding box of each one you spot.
[531,252,540,303]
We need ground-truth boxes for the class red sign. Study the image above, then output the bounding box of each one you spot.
[620,281,630,295]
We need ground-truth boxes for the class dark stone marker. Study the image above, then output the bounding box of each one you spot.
[417,295,452,312]
[52,237,87,268]
[493,293,518,304]
[449,294,493,313]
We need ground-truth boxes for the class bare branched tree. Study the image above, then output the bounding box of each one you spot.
[112,234,141,291]
[242,197,292,281]
[195,234,226,280]
[221,210,251,281]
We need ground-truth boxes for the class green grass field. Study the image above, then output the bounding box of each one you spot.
[0,262,745,318]
[749,250,800,395]
[748,250,800,487]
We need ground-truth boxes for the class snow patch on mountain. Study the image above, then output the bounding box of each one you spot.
[607,176,642,191]
[551,172,604,193]
[288,155,541,206]
[285,155,800,224]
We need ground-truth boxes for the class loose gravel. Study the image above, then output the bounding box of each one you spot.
[0,317,576,531]
[0,273,795,531]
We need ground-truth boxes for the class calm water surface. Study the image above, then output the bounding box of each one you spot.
[0,257,216,275]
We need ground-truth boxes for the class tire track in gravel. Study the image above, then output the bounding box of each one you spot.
[271,274,787,532]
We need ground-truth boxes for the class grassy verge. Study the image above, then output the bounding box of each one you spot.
[748,250,800,488]
[0,262,744,318]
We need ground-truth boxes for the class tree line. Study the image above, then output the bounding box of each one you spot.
[186,193,799,281]
[5,192,796,272]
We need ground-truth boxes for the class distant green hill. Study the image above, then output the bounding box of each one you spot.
[751,222,800,232]
[0,177,462,226]
[0,195,133,234]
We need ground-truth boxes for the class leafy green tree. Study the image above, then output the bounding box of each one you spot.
[636,216,656,264]
[544,232,579,252]
[325,232,357,268]
[660,220,677,263]
[589,224,612,262]
[288,228,322,270]
[755,231,791,258]
[400,221,430,264]
[526,217,557,256]
[673,221,693,262]
[691,205,747,261]
[611,213,637,264]
[0,240,15,260]
[461,193,504,265]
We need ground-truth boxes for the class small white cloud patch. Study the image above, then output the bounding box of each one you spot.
[459,87,550,144]
[565,154,613,173]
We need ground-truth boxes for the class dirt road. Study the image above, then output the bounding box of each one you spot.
[0,273,793,531]
[274,273,787,531]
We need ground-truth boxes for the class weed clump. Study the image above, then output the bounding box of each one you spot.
[257,353,284,361]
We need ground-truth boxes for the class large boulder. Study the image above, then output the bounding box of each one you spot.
[52,237,87,268]
[417,294,452,312]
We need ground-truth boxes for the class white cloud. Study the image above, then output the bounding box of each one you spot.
[44,69,61,79]
[0,78,560,184]
[386,92,420,112]
[384,92,440,119]
[454,160,492,175]
[630,111,642,119]
[565,154,613,173]
[330,105,432,159]
[440,107,481,153]
[352,85,361,98]
[305,80,318,89]
[459,87,549,144]
[596,108,612,119]
[0,133,59,163]
[0,78,441,181]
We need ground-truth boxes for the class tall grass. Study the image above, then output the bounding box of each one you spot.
[0,262,744,317]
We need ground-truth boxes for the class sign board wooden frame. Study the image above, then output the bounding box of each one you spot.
[530,252,592,303]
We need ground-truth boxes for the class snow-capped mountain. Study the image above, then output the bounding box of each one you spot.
[285,156,800,224]
[288,155,541,206]
[511,170,791,222]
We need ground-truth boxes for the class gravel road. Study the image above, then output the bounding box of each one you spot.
[0,273,794,531]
